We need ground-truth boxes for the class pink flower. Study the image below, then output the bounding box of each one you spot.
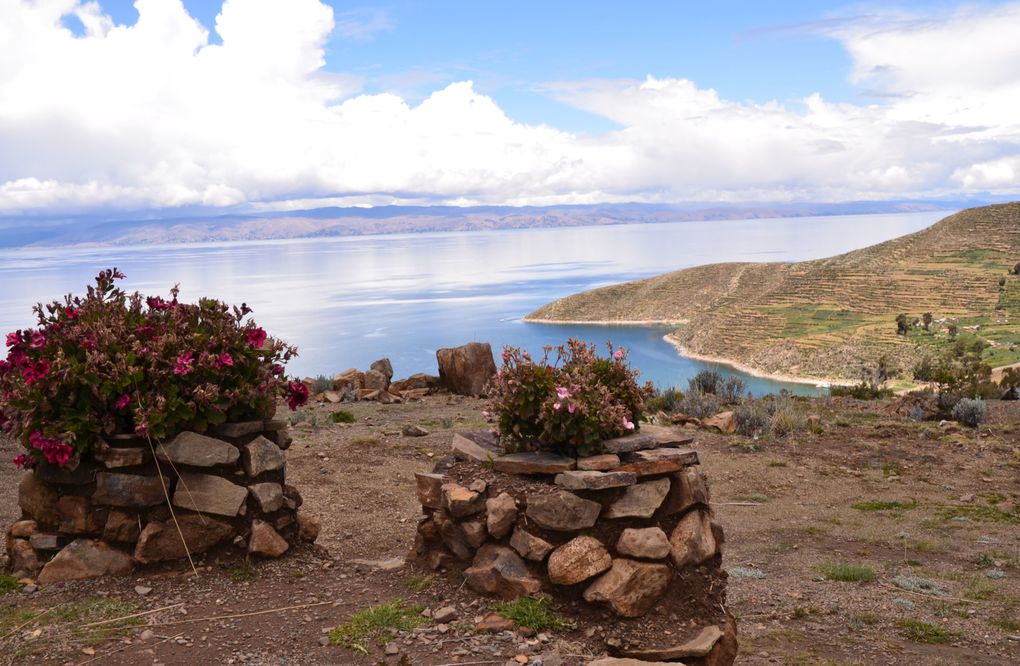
[64,306,80,320]
[553,402,562,410]
[622,417,635,431]
[82,338,96,350]
[285,380,309,411]
[173,352,194,376]
[7,347,28,367]
[271,364,285,376]
[5,331,22,348]
[614,348,624,360]
[115,394,131,410]
[556,387,570,399]
[216,352,234,368]
[13,453,34,469]
[246,327,267,348]
[29,330,47,349]
[23,359,50,386]
[0,359,9,377]
[146,296,173,311]
[567,402,577,414]
[134,326,156,337]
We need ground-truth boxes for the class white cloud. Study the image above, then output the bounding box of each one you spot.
[0,0,1018,214]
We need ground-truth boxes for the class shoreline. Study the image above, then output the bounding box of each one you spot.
[523,315,845,387]
[661,335,850,388]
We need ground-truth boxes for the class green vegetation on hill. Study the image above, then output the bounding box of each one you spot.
[527,203,1020,381]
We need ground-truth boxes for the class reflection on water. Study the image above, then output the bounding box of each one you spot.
[0,211,950,396]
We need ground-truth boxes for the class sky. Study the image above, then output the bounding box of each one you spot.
[1,0,1019,214]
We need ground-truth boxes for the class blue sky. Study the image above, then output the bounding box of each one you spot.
[4,0,1020,212]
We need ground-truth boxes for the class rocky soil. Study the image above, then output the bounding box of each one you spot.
[1,395,1019,665]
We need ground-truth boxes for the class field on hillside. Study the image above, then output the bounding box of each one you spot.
[528,204,1020,382]
[2,396,1018,665]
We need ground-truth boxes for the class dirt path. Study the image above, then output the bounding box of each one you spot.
[1,396,1018,665]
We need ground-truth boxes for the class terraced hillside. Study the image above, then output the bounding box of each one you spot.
[527,203,1020,381]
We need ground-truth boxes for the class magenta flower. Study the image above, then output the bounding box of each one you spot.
[64,306,80,320]
[556,386,570,399]
[82,338,96,350]
[271,363,285,376]
[173,352,194,376]
[146,296,173,311]
[614,348,624,360]
[115,394,131,410]
[7,347,27,367]
[622,416,635,431]
[216,352,234,368]
[13,453,34,469]
[5,331,21,348]
[29,330,47,349]
[285,380,309,411]
[246,327,267,348]
[567,402,577,414]
[23,359,50,386]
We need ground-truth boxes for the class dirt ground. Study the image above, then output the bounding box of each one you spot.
[1,394,1018,665]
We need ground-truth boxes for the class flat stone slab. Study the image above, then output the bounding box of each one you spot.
[172,472,248,516]
[94,472,170,508]
[622,447,700,465]
[554,470,636,490]
[526,491,600,531]
[134,515,234,563]
[620,625,724,661]
[94,445,148,469]
[615,448,699,477]
[605,477,671,519]
[494,452,576,475]
[451,433,496,463]
[38,539,133,583]
[638,424,696,447]
[601,432,659,454]
[577,454,621,471]
[242,436,285,477]
[157,431,240,467]
[215,421,265,438]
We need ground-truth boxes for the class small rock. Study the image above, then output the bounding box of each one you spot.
[402,425,429,437]
[669,509,719,568]
[135,585,153,595]
[509,528,555,561]
[434,606,458,623]
[477,612,515,632]
[442,483,485,518]
[249,520,289,558]
[384,642,399,655]
[486,492,518,539]
[576,454,621,471]
[547,536,612,585]
[605,478,671,519]
[616,527,671,559]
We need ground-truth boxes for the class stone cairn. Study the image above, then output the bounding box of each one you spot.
[6,420,319,583]
[414,425,737,665]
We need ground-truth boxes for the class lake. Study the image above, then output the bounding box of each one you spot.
[0,211,951,396]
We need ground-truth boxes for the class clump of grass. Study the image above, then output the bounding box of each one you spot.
[0,573,23,594]
[964,575,997,601]
[309,375,334,393]
[51,598,143,644]
[404,573,436,593]
[491,596,574,632]
[992,615,1020,632]
[737,492,770,503]
[229,559,257,582]
[289,409,319,428]
[350,436,381,447]
[330,410,356,424]
[852,499,917,512]
[892,575,947,596]
[896,619,954,644]
[329,600,425,655]
[818,562,875,582]
[934,504,1020,524]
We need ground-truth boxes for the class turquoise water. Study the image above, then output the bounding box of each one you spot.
[0,211,950,396]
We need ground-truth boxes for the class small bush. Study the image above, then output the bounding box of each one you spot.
[310,375,333,393]
[678,388,721,420]
[830,382,893,400]
[687,370,746,404]
[329,600,425,654]
[734,401,769,437]
[488,340,654,454]
[818,562,875,582]
[766,394,803,437]
[330,410,356,424]
[688,369,722,395]
[404,573,436,592]
[492,597,574,632]
[897,619,954,644]
[645,387,684,414]
[952,398,986,427]
[0,573,23,594]
[852,499,917,512]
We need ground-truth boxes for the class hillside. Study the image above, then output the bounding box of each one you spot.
[527,203,1020,382]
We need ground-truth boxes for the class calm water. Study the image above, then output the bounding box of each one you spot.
[0,211,951,396]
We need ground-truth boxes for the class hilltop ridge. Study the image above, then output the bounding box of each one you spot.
[527,203,1020,382]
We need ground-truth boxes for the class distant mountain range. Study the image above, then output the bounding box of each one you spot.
[0,199,992,249]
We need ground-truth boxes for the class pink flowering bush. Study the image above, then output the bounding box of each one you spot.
[0,269,308,469]
[487,339,654,455]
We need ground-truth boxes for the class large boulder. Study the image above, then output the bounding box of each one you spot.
[436,342,497,396]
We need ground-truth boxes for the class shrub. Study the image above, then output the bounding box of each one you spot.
[952,398,986,427]
[678,388,721,420]
[830,382,893,400]
[895,313,910,335]
[734,401,769,437]
[0,269,305,469]
[645,387,684,414]
[818,562,875,583]
[687,370,746,404]
[488,340,654,455]
[330,410,356,424]
[309,375,333,393]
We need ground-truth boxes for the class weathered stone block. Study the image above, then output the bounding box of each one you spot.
[172,472,248,517]
[602,432,659,454]
[616,527,671,559]
[526,492,601,531]
[38,539,133,583]
[242,436,285,477]
[248,482,284,513]
[669,509,718,568]
[605,477,671,519]
[156,431,240,467]
[103,510,141,544]
[494,451,576,475]
[576,454,621,471]
[554,470,635,490]
[94,472,169,508]
[547,536,612,585]
[249,519,289,557]
[464,543,542,599]
[583,558,672,618]
[215,421,264,438]
[94,445,148,469]
[441,483,485,518]
[509,527,554,561]
[19,472,61,525]
[485,492,517,539]
[134,514,234,563]
[415,472,446,509]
